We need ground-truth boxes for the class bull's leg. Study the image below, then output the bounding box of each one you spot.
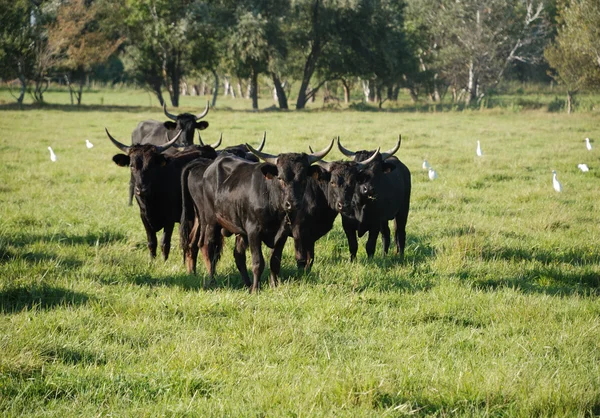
[305,241,315,273]
[161,223,174,261]
[380,221,391,255]
[248,233,265,294]
[185,218,201,274]
[342,216,359,261]
[202,225,223,287]
[269,237,287,288]
[394,213,408,262]
[293,235,309,272]
[128,175,134,206]
[234,235,252,288]
[141,217,157,258]
[365,225,380,258]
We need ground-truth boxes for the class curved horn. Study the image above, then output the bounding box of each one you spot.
[195,101,210,120]
[105,128,130,152]
[246,143,278,165]
[356,148,380,169]
[210,133,222,149]
[307,138,335,164]
[163,102,177,121]
[155,130,183,153]
[337,136,356,157]
[380,135,401,160]
[197,130,205,146]
[256,131,266,151]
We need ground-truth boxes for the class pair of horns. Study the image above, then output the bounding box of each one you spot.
[247,136,334,165]
[338,135,401,160]
[105,128,183,154]
[163,101,210,121]
[309,144,380,171]
[198,132,222,149]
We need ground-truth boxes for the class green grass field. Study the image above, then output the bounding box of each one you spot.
[1,88,600,416]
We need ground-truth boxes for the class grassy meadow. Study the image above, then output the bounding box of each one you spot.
[1,88,600,416]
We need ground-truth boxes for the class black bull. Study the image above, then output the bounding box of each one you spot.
[126,102,212,206]
[180,140,334,293]
[338,136,412,261]
[292,149,380,272]
[106,128,218,260]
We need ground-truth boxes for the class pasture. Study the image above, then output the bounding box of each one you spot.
[1,89,600,416]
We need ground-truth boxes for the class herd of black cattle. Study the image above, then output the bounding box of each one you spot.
[105,103,412,293]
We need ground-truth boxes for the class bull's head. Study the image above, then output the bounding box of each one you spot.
[308,146,380,216]
[246,138,334,213]
[163,101,210,146]
[338,135,402,209]
[106,128,182,198]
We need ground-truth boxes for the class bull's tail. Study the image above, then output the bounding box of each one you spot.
[180,162,197,264]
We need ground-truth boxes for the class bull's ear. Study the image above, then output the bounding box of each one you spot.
[308,165,328,180]
[260,163,278,180]
[196,121,209,130]
[383,162,396,174]
[164,121,177,130]
[112,154,130,167]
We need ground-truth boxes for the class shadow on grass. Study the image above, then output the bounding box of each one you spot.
[481,245,600,266]
[0,285,91,314]
[473,267,600,297]
[4,230,127,249]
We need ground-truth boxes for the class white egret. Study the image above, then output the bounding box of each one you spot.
[578,163,589,172]
[552,170,562,192]
[422,159,430,170]
[585,137,592,151]
[48,146,57,162]
[476,140,483,157]
[428,167,438,181]
[86,139,94,148]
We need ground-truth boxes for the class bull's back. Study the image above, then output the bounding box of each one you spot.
[132,120,167,145]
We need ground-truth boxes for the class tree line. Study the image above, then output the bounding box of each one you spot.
[1,0,598,112]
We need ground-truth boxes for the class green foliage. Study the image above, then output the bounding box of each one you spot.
[545,0,600,93]
[1,89,600,415]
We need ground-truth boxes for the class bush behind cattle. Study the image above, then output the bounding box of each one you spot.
[1,92,600,416]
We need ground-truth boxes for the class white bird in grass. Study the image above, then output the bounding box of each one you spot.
[552,170,562,192]
[48,146,57,162]
[428,167,438,181]
[578,163,590,172]
[85,139,94,149]
[422,159,430,170]
[585,137,592,151]
[476,140,483,157]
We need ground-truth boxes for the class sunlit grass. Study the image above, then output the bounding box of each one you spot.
[1,89,600,416]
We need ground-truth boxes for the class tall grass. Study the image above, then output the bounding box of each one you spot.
[1,91,599,416]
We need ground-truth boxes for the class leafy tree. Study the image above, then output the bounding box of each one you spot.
[125,0,200,107]
[48,0,124,105]
[545,0,600,113]
[226,12,270,110]
[404,0,549,105]
[0,0,37,105]
[286,0,341,109]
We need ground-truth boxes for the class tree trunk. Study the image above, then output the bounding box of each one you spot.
[361,79,370,102]
[466,61,477,105]
[567,90,573,114]
[76,76,84,105]
[341,78,350,103]
[17,74,26,106]
[272,73,288,109]
[65,74,74,105]
[211,69,219,107]
[250,70,259,110]
[296,0,322,110]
